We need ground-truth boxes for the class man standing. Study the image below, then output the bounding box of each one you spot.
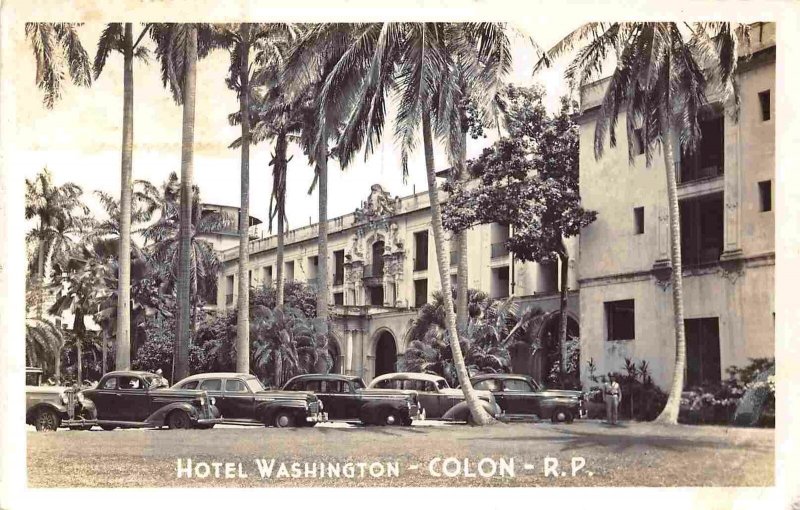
[605,374,621,425]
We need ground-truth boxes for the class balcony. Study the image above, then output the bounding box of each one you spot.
[491,242,509,259]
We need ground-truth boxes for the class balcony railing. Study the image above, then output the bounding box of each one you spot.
[225,293,234,305]
[491,242,509,259]
[450,251,459,266]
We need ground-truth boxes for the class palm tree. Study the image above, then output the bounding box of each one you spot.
[219,23,298,373]
[143,173,229,320]
[536,23,748,423]
[25,168,89,318]
[25,317,64,381]
[150,23,219,381]
[24,23,92,109]
[93,23,152,371]
[285,23,516,425]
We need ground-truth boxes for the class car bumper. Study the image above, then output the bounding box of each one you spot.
[196,417,224,426]
[306,412,328,423]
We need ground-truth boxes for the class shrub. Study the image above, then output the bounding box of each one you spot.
[132,314,207,383]
[586,357,668,421]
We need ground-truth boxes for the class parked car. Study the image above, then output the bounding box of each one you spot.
[25,367,95,431]
[282,374,421,426]
[172,372,327,427]
[80,370,222,430]
[368,372,502,422]
[470,373,587,423]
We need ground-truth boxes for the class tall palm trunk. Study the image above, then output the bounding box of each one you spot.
[73,311,84,385]
[36,241,46,318]
[316,154,329,320]
[455,117,469,330]
[422,112,492,425]
[116,22,134,371]
[655,107,686,424]
[558,245,569,382]
[101,329,108,376]
[275,132,288,307]
[236,28,252,374]
[174,26,198,382]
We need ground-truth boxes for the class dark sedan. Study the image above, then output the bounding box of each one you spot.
[173,372,326,427]
[470,374,586,423]
[283,374,421,426]
[81,371,221,430]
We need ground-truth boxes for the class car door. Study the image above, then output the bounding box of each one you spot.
[502,378,541,416]
[474,379,505,412]
[90,376,121,420]
[414,380,442,418]
[319,380,352,420]
[116,375,151,421]
[223,378,255,419]
[197,378,225,416]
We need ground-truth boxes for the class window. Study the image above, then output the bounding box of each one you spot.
[180,380,199,390]
[538,261,558,293]
[249,270,253,287]
[119,376,143,390]
[492,266,510,298]
[474,379,501,391]
[504,379,534,392]
[634,207,645,234]
[352,379,366,390]
[263,266,273,286]
[285,261,294,281]
[758,90,771,121]
[320,380,344,393]
[368,285,384,306]
[680,194,724,265]
[102,377,118,390]
[414,279,428,308]
[225,379,249,393]
[414,231,429,271]
[199,379,222,391]
[680,113,724,183]
[605,299,635,341]
[633,128,645,156]
[759,180,772,212]
[225,275,234,305]
[685,318,721,387]
[333,292,344,306]
[245,378,264,392]
[333,250,345,285]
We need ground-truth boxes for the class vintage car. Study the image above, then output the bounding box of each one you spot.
[25,367,95,431]
[80,370,222,430]
[368,372,502,422]
[282,373,421,426]
[172,372,327,427]
[470,373,587,423]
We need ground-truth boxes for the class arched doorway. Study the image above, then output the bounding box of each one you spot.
[374,330,397,377]
[327,338,342,374]
[510,312,579,385]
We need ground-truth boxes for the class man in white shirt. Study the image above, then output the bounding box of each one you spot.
[604,374,622,425]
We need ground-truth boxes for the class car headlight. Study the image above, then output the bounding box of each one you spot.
[199,395,206,407]
[318,400,323,411]
[209,396,215,406]
[77,392,87,406]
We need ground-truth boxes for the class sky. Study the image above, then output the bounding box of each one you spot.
[18,22,575,234]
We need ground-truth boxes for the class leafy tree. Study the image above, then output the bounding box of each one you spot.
[25,168,90,318]
[142,172,229,324]
[443,85,596,381]
[251,305,332,388]
[536,22,748,423]
[24,23,92,109]
[133,312,207,382]
[93,23,152,371]
[25,317,64,381]
[401,295,545,387]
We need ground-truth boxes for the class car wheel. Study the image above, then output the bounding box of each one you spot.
[100,425,116,431]
[196,424,215,430]
[381,410,400,426]
[551,408,574,424]
[167,410,192,430]
[34,409,60,431]
[401,416,413,426]
[273,410,296,428]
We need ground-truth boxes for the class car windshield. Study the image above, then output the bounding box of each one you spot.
[352,379,365,390]
[245,377,264,392]
[504,379,534,392]
[436,379,449,389]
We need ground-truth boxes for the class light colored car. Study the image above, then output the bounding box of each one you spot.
[25,367,95,431]
[368,372,501,422]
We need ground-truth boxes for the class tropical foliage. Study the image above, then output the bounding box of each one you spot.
[25,318,64,380]
[25,23,92,109]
